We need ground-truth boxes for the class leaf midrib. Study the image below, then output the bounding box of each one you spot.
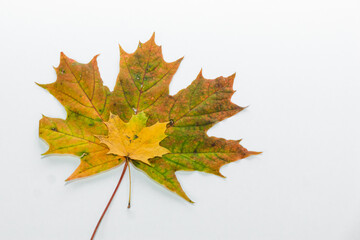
[63,58,105,122]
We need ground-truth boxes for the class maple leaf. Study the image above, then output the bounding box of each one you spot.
[96,112,169,165]
[38,33,259,238]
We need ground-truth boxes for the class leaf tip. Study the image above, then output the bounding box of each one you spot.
[229,72,236,79]
[247,151,262,156]
[140,32,156,48]
[197,68,203,78]
[41,150,50,156]
[60,51,67,59]
[217,171,226,178]
[225,73,236,88]
[65,173,78,182]
[119,45,130,58]
[35,82,47,89]
[150,32,156,41]
[181,193,194,204]
[91,54,100,63]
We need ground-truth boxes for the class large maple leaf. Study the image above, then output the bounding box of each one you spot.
[38,33,259,238]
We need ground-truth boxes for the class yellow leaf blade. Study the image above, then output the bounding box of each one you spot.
[97,112,170,165]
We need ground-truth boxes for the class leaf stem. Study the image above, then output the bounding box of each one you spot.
[127,160,132,208]
[90,160,128,240]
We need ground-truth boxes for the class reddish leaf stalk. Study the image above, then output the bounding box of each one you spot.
[91,160,128,240]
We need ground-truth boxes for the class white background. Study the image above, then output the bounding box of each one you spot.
[1,0,360,239]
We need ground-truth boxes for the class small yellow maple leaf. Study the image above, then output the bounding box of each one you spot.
[96,112,170,165]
